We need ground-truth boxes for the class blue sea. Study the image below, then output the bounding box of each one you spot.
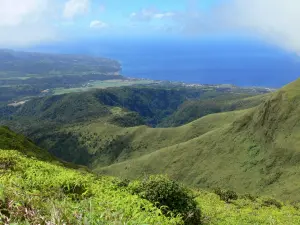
[28,36,300,88]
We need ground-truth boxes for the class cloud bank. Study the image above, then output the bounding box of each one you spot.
[221,0,300,53]
[129,0,300,54]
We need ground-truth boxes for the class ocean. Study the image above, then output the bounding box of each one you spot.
[28,36,300,88]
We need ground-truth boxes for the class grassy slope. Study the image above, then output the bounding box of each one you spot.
[38,108,247,168]
[0,126,52,160]
[159,94,268,127]
[0,126,182,224]
[1,86,265,167]
[1,126,300,225]
[99,78,300,201]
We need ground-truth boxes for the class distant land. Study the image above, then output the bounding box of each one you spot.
[0,48,275,104]
[27,37,300,88]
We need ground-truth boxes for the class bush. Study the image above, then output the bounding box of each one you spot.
[214,188,238,203]
[112,178,130,188]
[61,181,91,200]
[241,193,257,202]
[262,198,282,209]
[129,175,201,225]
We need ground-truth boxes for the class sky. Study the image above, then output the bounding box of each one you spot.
[1,0,300,55]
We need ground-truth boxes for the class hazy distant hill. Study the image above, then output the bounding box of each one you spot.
[0,49,126,102]
[0,49,121,78]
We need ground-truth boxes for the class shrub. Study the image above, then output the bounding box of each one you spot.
[61,182,91,200]
[241,193,257,202]
[262,198,282,209]
[129,175,201,225]
[214,188,238,203]
[112,178,130,188]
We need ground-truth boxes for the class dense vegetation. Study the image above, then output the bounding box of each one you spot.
[0,86,267,167]
[159,94,268,127]
[1,127,300,224]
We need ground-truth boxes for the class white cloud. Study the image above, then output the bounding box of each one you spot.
[219,0,300,53]
[130,8,175,21]
[166,0,300,54]
[0,0,57,47]
[63,0,89,19]
[90,20,108,29]
[0,0,48,26]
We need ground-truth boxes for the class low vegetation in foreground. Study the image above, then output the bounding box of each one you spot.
[1,127,300,225]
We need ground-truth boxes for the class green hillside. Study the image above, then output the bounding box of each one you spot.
[0,85,267,168]
[0,126,52,160]
[1,127,300,225]
[98,78,300,201]
[0,129,183,224]
[5,81,300,203]
[159,94,268,127]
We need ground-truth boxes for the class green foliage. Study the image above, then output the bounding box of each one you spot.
[196,190,300,225]
[112,178,131,188]
[262,198,283,209]
[108,111,145,127]
[159,94,268,127]
[0,150,183,224]
[0,126,52,161]
[2,122,300,224]
[213,188,238,203]
[129,175,201,225]
[241,193,258,202]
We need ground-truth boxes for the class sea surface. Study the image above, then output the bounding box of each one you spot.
[28,36,300,88]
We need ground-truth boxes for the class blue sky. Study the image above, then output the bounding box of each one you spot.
[60,0,222,38]
[0,0,300,55]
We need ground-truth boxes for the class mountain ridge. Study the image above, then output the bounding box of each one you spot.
[98,78,300,201]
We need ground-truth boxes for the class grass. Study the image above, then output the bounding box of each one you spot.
[0,126,182,224]
[0,150,182,225]
[159,93,268,127]
[1,147,300,224]
[196,190,300,225]
[32,108,247,168]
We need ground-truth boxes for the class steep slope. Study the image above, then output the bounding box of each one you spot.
[58,109,248,167]
[99,78,300,201]
[159,94,268,127]
[2,128,300,225]
[0,126,53,160]
[0,128,183,224]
